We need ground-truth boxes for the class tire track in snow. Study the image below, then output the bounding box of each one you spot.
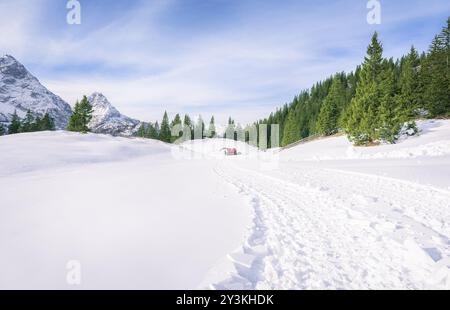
[212,160,450,290]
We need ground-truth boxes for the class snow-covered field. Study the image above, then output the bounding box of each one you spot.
[1,120,450,289]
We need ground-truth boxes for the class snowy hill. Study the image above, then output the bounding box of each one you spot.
[0,120,449,289]
[0,55,72,129]
[88,92,141,136]
[282,120,450,161]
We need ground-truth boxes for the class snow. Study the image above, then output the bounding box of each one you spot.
[0,55,72,129]
[87,93,141,136]
[282,120,450,161]
[1,119,450,289]
[0,132,251,289]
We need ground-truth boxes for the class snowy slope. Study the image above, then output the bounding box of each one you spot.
[0,55,72,129]
[0,120,449,289]
[88,92,141,136]
[203,120,450,289]
[0,132,251,289]
[282,120,450,161]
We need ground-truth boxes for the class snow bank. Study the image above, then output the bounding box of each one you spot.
[282,120,450,161]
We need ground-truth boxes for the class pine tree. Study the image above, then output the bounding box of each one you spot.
[159,111,171,143]
[8,111,21,134]
[67,96,93,133]
[38,113,55,131]
[194,115,205,140]
[137,124,146,138]
[67,100,81,132]
[281,108,300,146]
[397,46,422,118]
[316,75,346,136]
[0,123,5,136]
[345,32,385,145]
[170,114,183,143]
[423,35,449,116]
[378,63,401,143]
[154,122,160,138]
[147,123,158,139]
[207,116,216,138]
[183,115,193,140]
[21,110,35,133]
[225,116,236,140]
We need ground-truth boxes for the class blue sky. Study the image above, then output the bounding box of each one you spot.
[0,0,449,124]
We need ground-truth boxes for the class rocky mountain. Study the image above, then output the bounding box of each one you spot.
[0,55,72,129]
[88,92,141,136]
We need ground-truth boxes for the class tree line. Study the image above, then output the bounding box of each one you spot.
[257,17,450,147]
[0,110,55,136]
[136,112,219,143]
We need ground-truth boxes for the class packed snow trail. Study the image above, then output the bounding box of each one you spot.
[211,160,450,290]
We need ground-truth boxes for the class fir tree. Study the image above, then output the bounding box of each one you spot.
[345,32,386,145]
[67,96,93,133]
[378,63,401,143]
[397,46,422,118]
[154,122,160,138]
[147,123,158,140]
[281,108,300,146]
[8,111,21,134]
[159,111,171,143]
[137,124,146,138]
[21,110,35,133]
[316,75,347,136]
[183,115,193,140]
[170,114,183,143]
[423,35,449,116]
[194,115,205,140]
[225,116,236,140]
[39,113,55,131]
[0,123,5,136]
[207,116,216,138]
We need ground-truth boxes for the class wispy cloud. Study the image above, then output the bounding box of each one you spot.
[1,0,449,124]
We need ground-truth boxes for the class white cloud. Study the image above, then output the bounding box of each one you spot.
[3,0,450,124]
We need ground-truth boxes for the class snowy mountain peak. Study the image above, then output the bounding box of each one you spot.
[0,55,72,129]
[87,93,140,136]
[0,54,19,64]
[0,54,32,80]
[88,92,121,119]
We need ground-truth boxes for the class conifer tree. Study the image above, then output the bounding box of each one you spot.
[67,96,93,133]
[378,63,401,143]
[183,115,193,140]
[39,113,55,131]
[316,75,346,136]
[194,115,205,140]
[137,124,146,138]
[145,123,156,139]
[397,46,422,118]
[21,110,35,133]
[422,35,449,116]
[170,114,183,142]
[207,116,216,138]
[225,116,236,140]
[0,123,5,136]
[8,111,21,134]
[154,122,160,139]
[159,111,171,143]
[281,108,300,146]
[345,32,385,145]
